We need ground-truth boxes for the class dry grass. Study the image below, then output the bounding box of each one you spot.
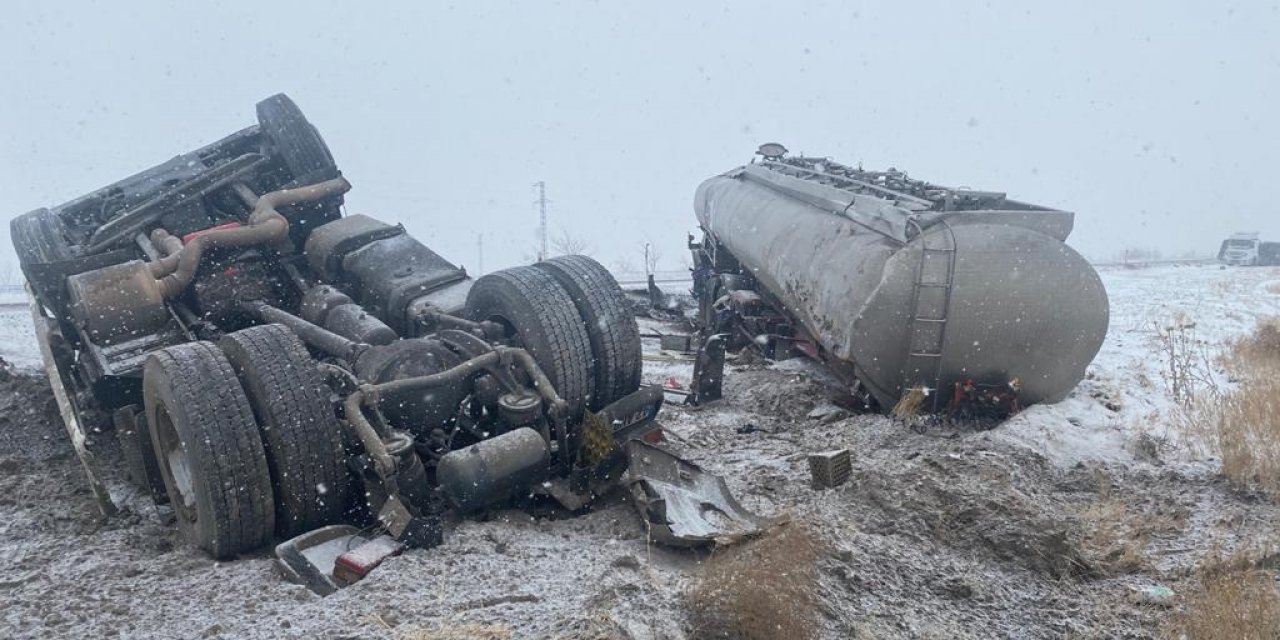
[1210,319,1280,496]
[1164,550,1280,639]
[1222,318,1280,375]
[1157,316,1280,497]
[686,523,821,640]
[1079,472,1187,575]
[891,386,928,419]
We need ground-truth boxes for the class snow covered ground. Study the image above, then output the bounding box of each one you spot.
[0,287,39,370]
[1,264,1278,638]
[997,264,1280,468]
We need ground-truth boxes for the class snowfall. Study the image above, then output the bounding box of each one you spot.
[1,264,1279,639]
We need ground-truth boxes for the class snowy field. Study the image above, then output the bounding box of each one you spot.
[2,264,1279,638]
[0,287,38,370]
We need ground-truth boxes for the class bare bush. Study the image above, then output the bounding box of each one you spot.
[1164,550,1280,640]
[686,524,820,640]
[550,227,592,256]
[1154,315,1221,411]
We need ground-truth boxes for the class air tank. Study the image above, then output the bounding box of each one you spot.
[694,151,1109,410]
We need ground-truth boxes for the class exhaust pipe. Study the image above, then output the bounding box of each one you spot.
[150,176,351,298]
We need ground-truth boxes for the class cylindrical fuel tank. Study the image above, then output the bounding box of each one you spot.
[695,174,1109,408]
[437,427,550,512]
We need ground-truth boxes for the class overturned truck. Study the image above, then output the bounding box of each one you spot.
[13,95,766,572]
[690,144,1109,415]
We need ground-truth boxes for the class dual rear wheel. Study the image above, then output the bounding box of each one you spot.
[464,255,642,418]
[142,325,349,559]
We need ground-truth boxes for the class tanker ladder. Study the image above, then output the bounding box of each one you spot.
[902,219,957,412]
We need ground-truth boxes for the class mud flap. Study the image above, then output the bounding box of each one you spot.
[625,439,771,546]
[687,334,726,406]
[28,285,117,518]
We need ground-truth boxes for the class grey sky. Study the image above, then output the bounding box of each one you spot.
[2,1,1276,278]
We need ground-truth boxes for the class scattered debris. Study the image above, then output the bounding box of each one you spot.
[1129,584,1176,607]
[806,449,851,490]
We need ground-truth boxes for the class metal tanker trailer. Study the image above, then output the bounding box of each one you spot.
[688,144,1108,414]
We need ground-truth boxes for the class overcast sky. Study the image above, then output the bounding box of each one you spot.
[1,1,1276,279]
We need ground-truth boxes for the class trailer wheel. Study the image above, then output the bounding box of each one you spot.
[11,208,72,265]
[220,324,350,537]
[112,405,168,504]
[256,93,342,243]
[144,342,275,559]
[535,255,641,409]
[465,266,595,419]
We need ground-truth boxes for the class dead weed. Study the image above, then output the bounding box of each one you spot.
[1164,549,1280,639]
[1213,319,1280,497]
[1079,472,1187,575]
[686,523,821,640]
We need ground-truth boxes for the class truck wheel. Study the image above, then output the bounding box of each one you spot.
[535,255,641,409]
[143,342,275,559]
[256,93,342,243]
[465,266,595,419]
[11,208,72,265]
[112,405,169,504]
[220,324,350,537]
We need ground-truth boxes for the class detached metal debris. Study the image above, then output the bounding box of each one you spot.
[626,440,774,546]
[11,95,766,590]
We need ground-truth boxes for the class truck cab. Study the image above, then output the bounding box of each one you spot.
[1219,232,1261,266]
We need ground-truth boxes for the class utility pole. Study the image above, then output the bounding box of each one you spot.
[476,233,484,275]
[534,181,548,261]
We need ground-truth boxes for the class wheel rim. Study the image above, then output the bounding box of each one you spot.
[154,405,197,523]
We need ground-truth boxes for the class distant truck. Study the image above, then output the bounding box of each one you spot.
[1218,232,1280,266]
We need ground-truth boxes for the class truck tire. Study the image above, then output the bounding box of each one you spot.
[143,342,275,559]
[220,324,350,537]
[535,255,641,409]
[465,266,595,419]
[256,93,342,243]
[256,94,338,182]
[112,405,169,504]
[11,208,72,265]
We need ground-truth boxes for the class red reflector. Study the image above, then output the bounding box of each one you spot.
[333,536,405,585]
[182,221,243,244]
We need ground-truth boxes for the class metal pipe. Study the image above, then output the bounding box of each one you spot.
[244,301,364,361]
[343,390,399,485]
[358,346,568,419]
[153,176,351,298]
[499,348,570,419]
[350,345,570,460]
[361,351,500,405]
[417,310,487,335]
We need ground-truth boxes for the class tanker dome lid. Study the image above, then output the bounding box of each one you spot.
[755,142,788,160]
